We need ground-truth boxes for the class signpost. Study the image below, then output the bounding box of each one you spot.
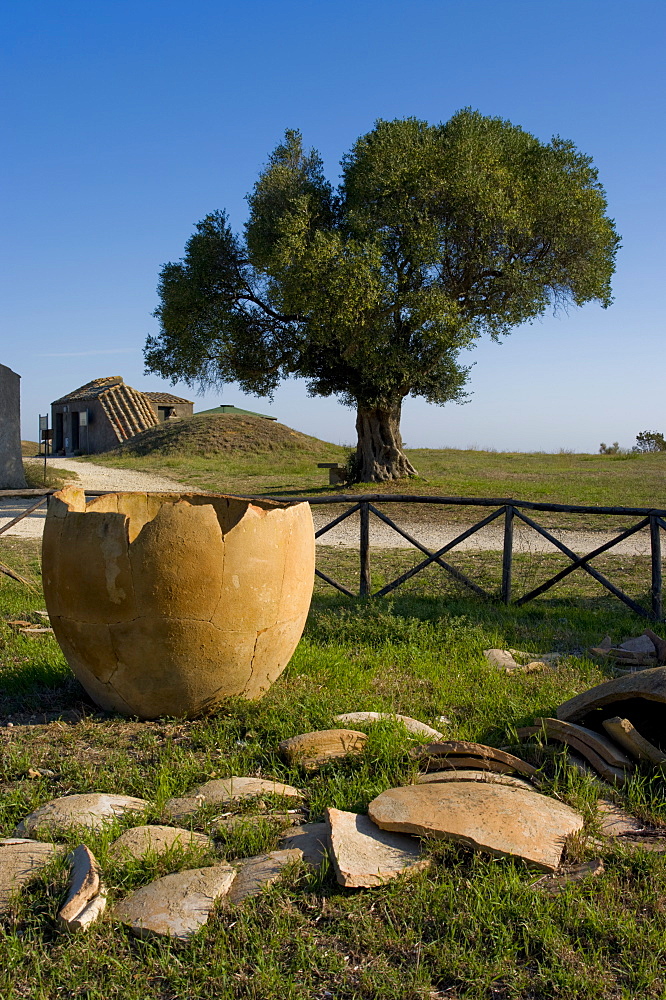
[39,415,51,483]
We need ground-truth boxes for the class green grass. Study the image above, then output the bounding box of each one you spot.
[80,412,347,496]
[22,461,79,492]
[316,546,659,615]
[2,538,666,998]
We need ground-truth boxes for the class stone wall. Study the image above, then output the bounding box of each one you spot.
[0,364,27,489]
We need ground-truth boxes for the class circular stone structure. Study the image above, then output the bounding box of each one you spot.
[42,487,315,718]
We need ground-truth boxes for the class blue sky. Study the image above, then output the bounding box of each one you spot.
[2,0,664,450]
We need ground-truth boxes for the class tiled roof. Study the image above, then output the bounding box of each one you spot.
[52,376,158,443]
[143,391,193,404]
[52,376,124,403]
[99,384,158,443]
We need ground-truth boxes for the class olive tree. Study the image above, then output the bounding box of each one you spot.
[145,110,619,481]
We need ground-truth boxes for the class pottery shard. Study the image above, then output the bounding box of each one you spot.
[325,807,428,888]
[0,839,57,914]
[59,844,106,930]
[531,858,605,894]
[643,629,666,664]
[334,713,443,740]
[228,849,303,903]
[588,633,657,666]
[601,717,666,766]
[619,836,666,853]
[416,756,521,776]
[15,793,148,838]
[565,754,602,782]
[109,826,213,861]
[558,667,666,723]
[483,648,554,674]
[620,634,657,656]
[517,719,631,786]
[165,777,304,821]
[596,799,647,837]
[517,718,633,769]
[483,648,520,670]
[413,741,537,778]
[114,863,237,939]
[279,730,368,769]
[279,822,329,867]
[368,782,584,872]
[416,769,534,790]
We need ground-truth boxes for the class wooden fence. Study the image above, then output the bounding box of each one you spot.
[281,494,666,620]
[2,489,666,619]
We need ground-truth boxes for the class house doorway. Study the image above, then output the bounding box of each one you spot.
[71,411,80,452]
[55,413,64,452]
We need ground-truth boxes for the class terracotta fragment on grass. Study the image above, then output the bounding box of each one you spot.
[325,807,429,888]
[109,826,213,861]
[531,858,605,893]
[600,717,666,766]
[58,844,106,930]
[416,769,534,790]
[164,777,304,821]
[279,823,329,868]
[589,632,661,668]
[596,799,647,837]
[517,718,633,768]
[413,741,537,778]
[368,782,583,872]
[0,839,57,914]
[15,793,148,838]
[483,648,561,674]
[279,730,368,769]
[114,864,237,939]
[334,712,443,739]
[558,667,666,725]
[227,848,303,903]
[517,719,631,787]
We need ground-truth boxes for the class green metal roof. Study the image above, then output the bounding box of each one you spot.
[195,404,277,420]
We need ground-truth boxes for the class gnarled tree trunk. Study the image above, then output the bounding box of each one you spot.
[356,401,418,482]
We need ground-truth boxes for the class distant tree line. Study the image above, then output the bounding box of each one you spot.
[600,431,666,454]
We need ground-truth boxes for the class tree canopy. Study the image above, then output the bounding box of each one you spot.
[146,110,619,481]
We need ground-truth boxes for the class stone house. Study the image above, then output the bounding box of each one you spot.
[51,376,193,455]
[0,363,27,488]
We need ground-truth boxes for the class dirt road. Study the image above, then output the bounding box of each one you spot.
[1,458,655,555]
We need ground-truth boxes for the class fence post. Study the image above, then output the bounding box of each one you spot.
[359,501,371,597]
[501,505,514,605]
[650,515,662,620]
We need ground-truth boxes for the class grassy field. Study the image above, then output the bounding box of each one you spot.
[2,537,666,999]
[20,442,80,492]
[79,415,666,531]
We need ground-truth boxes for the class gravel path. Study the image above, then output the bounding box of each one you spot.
[28,457,193,493]
[1,458,191,539]
[1,457,655,556]
[310,511,654,555]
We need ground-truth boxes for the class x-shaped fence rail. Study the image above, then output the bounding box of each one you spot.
[2,490,664,619]
[279,494,666,620]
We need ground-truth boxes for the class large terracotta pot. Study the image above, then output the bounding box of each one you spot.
[42,487,315,718]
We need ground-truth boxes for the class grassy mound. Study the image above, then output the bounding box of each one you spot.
[22,462,79,491]
[110,412,344,460]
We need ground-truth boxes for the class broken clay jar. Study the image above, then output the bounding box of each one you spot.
[42,487,315,718]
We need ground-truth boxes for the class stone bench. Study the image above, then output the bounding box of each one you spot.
[317,463,347,486]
